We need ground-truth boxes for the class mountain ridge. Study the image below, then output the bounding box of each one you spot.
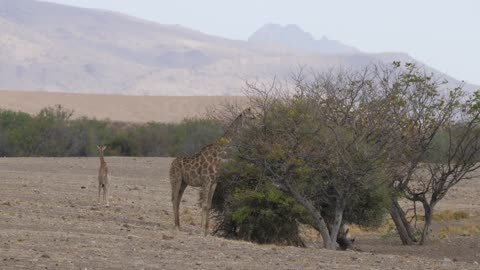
[248,23,360,54]
[0,0,476,95]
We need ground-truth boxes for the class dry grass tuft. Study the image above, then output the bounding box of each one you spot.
[437,223,480,239]
[432,210,470,221]
[348,210,476,239]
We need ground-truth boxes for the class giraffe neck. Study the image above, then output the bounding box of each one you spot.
[100,155,106,164]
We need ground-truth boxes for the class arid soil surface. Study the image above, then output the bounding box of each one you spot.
[1,157,479,269]
[0,91,246,123]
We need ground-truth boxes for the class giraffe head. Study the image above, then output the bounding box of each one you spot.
[97,145,107,155]
[232,107,256,132]
[239,107,256,124]
[221,107,256,143]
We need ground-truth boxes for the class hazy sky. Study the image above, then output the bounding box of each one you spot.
[44,0,479,85]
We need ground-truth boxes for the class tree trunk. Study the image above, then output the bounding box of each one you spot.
[394,200,417,240]
[296,195,335,249]
[329,199,345,245]
[283,181,335,249]
[419,202,433,245]
[390,199,415,245]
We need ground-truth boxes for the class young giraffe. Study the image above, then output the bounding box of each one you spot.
[170,108,255,235]
[97,145,109,206]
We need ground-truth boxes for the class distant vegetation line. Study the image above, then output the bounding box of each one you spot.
[0,105,222,157]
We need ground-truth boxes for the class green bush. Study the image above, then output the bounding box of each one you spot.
[0,109,40,156]
[132,122,176,156]
[170,118,223,156]
[212,160,310,246]
[0,106,222,157]
[107,130,137,156]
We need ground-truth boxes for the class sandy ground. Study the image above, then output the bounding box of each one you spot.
[0,157,479,269]
[0,91,247,123]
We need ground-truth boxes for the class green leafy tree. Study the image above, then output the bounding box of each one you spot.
[213,68,395,249]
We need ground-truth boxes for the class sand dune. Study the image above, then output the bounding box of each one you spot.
[0,90,246,123]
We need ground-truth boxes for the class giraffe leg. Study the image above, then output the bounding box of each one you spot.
[103,185,109,207]
[98,183,101,205]
[204,182,217,236]
[175,182,187,230]
[200,186,208,232]
[171,175,186,230]
[200,182,217,236]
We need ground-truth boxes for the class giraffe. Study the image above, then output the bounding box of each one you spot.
[169,108,255,236]
[97,145,109,206]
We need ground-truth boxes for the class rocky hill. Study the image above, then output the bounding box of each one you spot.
[249,23,359,54]
[0,0,476,95]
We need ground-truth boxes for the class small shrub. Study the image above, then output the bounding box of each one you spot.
[212,160,310,246]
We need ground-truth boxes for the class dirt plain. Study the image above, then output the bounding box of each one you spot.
[0,157,479,269]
